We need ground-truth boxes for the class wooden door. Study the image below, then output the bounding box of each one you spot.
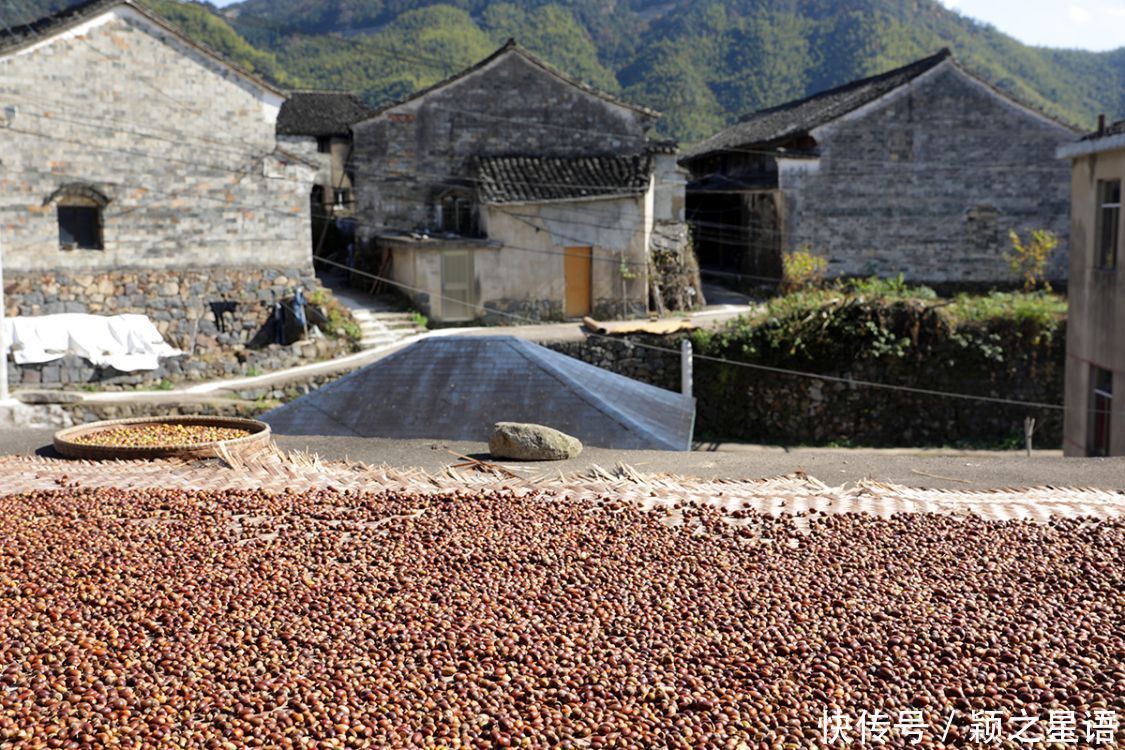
[441,250,475,322]
[564,246,592,318]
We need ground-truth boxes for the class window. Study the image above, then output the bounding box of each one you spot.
[438,191,478,236]
[58,205,102,249]
[889,130,913,162]
[49,183,109,250]
[333,188,352,208]
[316,136,331,154]
[1096,179,1120,269]
[1089,366,1113,457]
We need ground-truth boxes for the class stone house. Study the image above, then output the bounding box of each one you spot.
[351,40,689,324]
[277,90,372,222]
[1059,117,1125,456]
[0,0,348,386]
[681,49,1078,288]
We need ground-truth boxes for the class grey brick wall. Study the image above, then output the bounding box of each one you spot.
[780,63,1076,284]
[0,6,313,273]
[352,50,657,235]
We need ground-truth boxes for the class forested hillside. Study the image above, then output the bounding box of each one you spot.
[7,0,1123,142]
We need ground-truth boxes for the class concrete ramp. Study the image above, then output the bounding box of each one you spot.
[264,336,695,451]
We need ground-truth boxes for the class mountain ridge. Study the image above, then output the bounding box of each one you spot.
[7,0,1123,143]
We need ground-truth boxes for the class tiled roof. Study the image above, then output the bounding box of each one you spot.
[277,91,374,137]
[0,0,119,54]
[682,49,953,161]
[476,154,653,204]
[0,0,284,95]
[264,336,695,451]
[1082,119,1125,141]
[360,39,659,123]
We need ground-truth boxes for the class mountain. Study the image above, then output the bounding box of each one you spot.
[7,0,1124,143]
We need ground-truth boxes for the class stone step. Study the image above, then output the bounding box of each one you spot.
[370,311,418,320]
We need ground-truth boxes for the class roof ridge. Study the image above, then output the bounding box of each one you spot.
[735,48,952,124]
[0,0,285,97]
[358,39,659,123]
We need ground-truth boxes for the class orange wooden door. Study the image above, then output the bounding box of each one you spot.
[564,246,592,318]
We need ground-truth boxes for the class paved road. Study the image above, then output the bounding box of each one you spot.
[4,428,1122,491]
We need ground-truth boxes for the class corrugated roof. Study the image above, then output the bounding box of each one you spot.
[682,49,953,161]
[264,336,695,451]
[476,154,654,204]
[277,91,374,137]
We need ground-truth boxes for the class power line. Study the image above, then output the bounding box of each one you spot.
[308,253,1080,415]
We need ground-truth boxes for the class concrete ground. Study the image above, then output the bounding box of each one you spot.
[3,428,1121,491]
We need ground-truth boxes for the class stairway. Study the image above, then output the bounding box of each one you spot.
[350,309,427,350]
[320,279,428,351]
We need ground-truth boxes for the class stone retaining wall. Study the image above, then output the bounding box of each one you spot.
[545,315,1065,449]
[4,267,355,389]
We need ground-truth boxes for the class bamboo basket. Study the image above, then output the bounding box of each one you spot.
[54,416,271,461]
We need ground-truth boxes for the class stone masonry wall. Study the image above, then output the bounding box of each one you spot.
[780,63,1076,285]
[4,267,353,389]
[0,7,312,273]
[545,310,1066,449]
[352,50,656,235]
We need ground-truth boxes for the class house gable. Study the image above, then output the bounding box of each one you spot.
[0,0,285,112]
[0,0,312,273]
[356,41,657,128]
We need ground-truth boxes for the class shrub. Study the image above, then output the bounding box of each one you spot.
[1007,229,1058,292]
[780,247,827,293]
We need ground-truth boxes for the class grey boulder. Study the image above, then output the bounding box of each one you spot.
[489,422,583,461]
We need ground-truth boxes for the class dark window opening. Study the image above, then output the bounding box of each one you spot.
[58,205,102,250]
[1096,179,1120,269]
[316,137,332,154]
[1089,366,1113,457]
[311,184,326,206]
[439,193,478,237]
[334,188,352,208]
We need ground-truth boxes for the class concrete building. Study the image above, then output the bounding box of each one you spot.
[351,41,690,324]
[1060,118,1125,457]
[681,49,1078,288]
[0,0,346,387]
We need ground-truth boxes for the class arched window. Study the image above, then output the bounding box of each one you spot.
[47,183,110,251]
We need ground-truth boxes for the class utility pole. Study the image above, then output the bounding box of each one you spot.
[1,105,11,401]
[0,223,8,402]
[681,338,693,402]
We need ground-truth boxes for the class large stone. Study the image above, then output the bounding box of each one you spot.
[489,422,582,461]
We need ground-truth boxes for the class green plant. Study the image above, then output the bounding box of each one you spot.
[843,274,937,300]
[1007,229,1058,292]
[155,378,175,391]
[245,365,262,377]
[410,311,429,329]
[780,247,827,293]
[308,288,362,343]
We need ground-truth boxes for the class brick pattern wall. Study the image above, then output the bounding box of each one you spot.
[352,51,656,234]
[780,64,1075,285]
[0,7,312,273]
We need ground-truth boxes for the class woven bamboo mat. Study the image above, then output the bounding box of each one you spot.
[1,446,1121,522]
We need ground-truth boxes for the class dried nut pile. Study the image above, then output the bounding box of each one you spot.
[0,487,1121,748]
[70,423,251,448]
